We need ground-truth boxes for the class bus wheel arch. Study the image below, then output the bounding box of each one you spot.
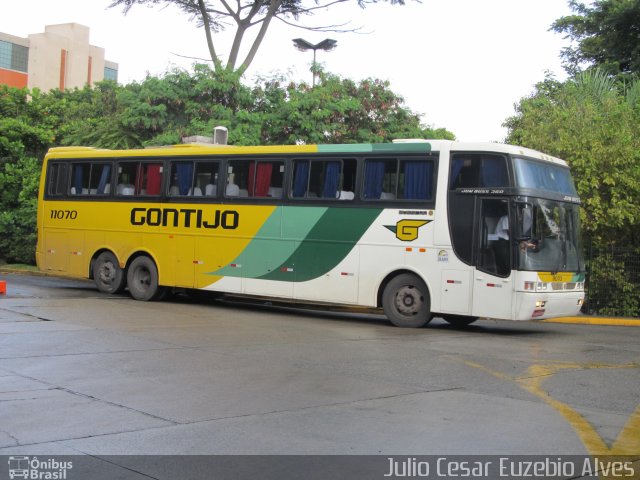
[126,252,166,301]
[379,270,433,328]
[91,250,126,294]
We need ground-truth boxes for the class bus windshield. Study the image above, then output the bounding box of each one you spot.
[513,157,577,196]
[516,199,584,273]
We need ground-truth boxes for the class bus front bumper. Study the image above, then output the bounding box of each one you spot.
[514,291,585,321]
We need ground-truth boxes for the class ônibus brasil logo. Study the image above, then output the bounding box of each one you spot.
[8,456,73,479]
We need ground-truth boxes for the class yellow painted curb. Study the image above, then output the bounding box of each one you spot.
[543,316,640,326]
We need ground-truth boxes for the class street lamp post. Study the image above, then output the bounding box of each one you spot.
[292,38,337,87]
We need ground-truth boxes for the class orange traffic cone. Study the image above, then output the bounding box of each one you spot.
[0,280,6,295]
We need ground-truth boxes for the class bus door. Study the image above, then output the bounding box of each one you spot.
[472,197,514,319]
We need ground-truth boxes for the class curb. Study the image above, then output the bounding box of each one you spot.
[543,316,640,327]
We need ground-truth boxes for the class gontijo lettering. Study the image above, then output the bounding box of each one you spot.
[130,207,239,229]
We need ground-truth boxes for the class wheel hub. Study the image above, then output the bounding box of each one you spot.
[99,262,116,284]
[394,286,423,316]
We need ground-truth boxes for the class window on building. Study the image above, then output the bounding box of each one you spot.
[0,40,28,72]
[103,67,118,82]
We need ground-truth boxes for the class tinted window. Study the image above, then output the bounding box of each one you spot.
[450,153,509,189]
[291,159,356,200]
[169,160,220,197]
[363,157,436,201]
[513,157,577,196]
[47,163,68,196]
[69,163,112,195]
[225,159,285,198]
[116,162,164,196]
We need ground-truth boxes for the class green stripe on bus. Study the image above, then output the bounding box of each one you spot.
[258,207,383,282]
[317,144,374,153]
[317,143,431,154]
[372,142,431,153]
[212,207,328,278]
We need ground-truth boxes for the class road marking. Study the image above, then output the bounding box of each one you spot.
[463,360,640,457]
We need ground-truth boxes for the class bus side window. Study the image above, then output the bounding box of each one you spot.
[195,161,220,197]
[399,159,434,200]
[70,163,112,195]
[226,160,284,198]
[47,163,68,196]
[363,159,398,200]
[117,162,163,196]
[170,160,221,197]
[450,154,508,189]
[169,161,196,196]
[364,157,435,201]
[291,159,355,200]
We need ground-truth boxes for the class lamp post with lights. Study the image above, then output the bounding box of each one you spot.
[292,38,337,87]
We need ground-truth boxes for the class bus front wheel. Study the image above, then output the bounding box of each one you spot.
[382,273,432,328]
[127,256,164,301]
[94,251,126,294]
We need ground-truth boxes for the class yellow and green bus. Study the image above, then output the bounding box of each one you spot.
[36,140,585,327]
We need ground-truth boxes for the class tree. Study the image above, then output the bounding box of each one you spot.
[504,69,640,246]
[551,0,640,76]
[256,70,453,144]
[108,0,405,74]
[0,86,59,264]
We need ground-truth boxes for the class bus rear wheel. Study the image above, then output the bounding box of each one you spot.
[127,256,164,301]
[442,314,478,326]
[94,252,126,294]
[382,273,432,328]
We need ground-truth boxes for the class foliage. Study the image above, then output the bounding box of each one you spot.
[504,69,640,247]
[552,0,640,77]
[257,71,452,144]
[583,246,640,317]
[108,0,406,74]
[0,86,60,264]
[0,156,40,264]
[0,66,451,264]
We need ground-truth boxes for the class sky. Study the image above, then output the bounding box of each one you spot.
[4,0,574,142]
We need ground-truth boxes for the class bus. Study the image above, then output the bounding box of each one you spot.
[36,140,585,328]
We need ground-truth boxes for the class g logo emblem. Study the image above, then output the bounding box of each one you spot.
[385,220,430,241]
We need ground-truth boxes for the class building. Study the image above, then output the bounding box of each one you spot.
[0,23,118,91]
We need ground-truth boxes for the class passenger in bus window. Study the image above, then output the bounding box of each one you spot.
[495,215,509,240]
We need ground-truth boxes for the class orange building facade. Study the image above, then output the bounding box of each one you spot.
[0,23,118,91]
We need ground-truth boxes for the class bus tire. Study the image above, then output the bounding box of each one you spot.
[442,314,478,326]
[127,256,163,301]
[382,273,432,328]
[94,251,126,294]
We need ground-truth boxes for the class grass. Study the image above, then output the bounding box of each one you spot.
[0,263,39,273]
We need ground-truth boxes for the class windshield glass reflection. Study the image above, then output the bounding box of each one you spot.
[516,199,584,273]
